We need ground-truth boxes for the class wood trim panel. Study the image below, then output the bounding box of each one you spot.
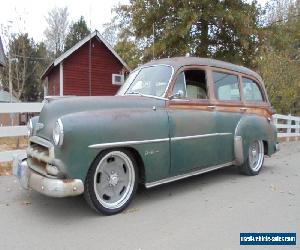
[167,101,273,118]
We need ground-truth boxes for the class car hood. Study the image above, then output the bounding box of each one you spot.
[36,95,166,141]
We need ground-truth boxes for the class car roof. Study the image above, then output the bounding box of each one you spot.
[143,57,263,82]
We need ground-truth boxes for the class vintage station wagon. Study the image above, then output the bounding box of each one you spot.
[14,57,279,215]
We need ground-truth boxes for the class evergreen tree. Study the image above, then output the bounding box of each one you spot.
[65,16,90,51]
[0,34,50,101]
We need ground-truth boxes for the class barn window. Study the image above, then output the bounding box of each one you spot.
[112,74,124,85]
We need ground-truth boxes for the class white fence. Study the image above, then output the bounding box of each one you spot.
[0,103,299,162]
[273,114,300,139]
[0,102,43,137]
[0,103,43,163]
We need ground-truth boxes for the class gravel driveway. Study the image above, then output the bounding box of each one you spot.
[0,141,299,250]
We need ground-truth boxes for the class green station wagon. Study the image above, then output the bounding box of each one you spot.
[13,57,279,215]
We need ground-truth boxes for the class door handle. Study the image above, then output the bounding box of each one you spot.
[207,105,216,110]
[240,107,247,112]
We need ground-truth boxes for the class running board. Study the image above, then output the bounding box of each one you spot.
[145,162,234,188]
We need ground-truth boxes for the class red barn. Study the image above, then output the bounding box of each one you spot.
[41,30,129,97]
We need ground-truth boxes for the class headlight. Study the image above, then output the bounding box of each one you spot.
[27,119,33,137]
[53,119,64,146]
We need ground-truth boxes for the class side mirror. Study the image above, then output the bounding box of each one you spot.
[169,90,185,100]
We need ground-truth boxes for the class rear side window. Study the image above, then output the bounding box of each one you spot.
[242,77,264,101]
[213,72,240,101]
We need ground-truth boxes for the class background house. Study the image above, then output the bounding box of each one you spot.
[41,30,129,97]
[0,90,20,126]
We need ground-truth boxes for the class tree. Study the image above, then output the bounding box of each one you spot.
[110,0,261,67]
[114,40,142,69]
[102,19,119,48]
[44,7,69,57]
[257,0,300,114]
[0,34,50,101]
[22,42,50,101]
[102,15,142,69]
[64,16,90,51]
[257,51,300,114]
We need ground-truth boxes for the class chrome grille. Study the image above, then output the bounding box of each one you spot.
[27,136,55,177]
[27,157,47,176]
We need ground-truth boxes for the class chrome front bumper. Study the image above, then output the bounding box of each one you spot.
[13,156,84,198]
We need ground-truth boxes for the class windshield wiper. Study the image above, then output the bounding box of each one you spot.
[125,91,168,101]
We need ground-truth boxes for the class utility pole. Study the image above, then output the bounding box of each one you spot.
[8,57,17,127]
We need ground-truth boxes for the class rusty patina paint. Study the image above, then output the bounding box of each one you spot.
[27,57,277,186]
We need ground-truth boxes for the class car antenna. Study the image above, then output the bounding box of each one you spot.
[152,23,155,60]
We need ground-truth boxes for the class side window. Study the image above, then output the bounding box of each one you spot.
[242,77,264,101]
[213,72,240,101]
[172,70,208,99]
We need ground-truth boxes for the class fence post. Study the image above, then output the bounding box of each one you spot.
[286,114,292,142]
[296,119,300,141]
[273,116,278,128]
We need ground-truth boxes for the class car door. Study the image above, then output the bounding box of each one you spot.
[210,69,244,164]
[167,66,219,176]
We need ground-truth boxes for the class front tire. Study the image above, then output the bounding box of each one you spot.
[240,140,264,176]
[84,149,138,215]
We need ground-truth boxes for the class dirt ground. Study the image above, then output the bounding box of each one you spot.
[0,137,27,176]
[0,162,12,176]
[0,137,28,151]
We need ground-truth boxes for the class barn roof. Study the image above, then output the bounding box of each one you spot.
[41,30,129,79]
[0,36,6,67]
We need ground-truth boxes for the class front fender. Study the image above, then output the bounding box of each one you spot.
[234,115,277,165]
[54,108,170,182]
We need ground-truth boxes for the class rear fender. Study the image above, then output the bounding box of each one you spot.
[234,115,276,165]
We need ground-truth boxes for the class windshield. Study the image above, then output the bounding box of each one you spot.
[118,65,173,97]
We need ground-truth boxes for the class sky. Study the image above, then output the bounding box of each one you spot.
[0,0,268,48]
[0,0,129,48]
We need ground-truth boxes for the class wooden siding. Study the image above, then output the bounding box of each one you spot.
[62,37,123,96]
[47,66,60,96]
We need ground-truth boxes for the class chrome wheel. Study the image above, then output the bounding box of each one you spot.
[248,140,264,172]
[93,151,135,210]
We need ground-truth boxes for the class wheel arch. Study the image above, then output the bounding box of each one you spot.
[83,147,140,215]
[86,147,146,185]
[234,115,274,165]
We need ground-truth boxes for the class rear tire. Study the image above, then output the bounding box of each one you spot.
[84,149,138,215]
[240,140,264,176]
